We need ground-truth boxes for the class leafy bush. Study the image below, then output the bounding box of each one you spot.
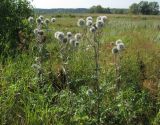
[0,0,33,58]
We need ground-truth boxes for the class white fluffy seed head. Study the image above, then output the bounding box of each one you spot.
[67,32,72,39]
[96,16,102,22]
[86,89,93,96]
[86,16,93,21]
[90,26,96,33]
[57,32,65,41]
[112,47,119,54]
[34,28,39,35]
[69,38,76,46]
[116,39,123,46]
[54,31,60,39]
[96,20,104,29]
[44,18,50,24]
[75,33,82,41]
[77,18,85,27]
[86,20,93,27]
[101,16,107,22]
[117,43,125,51]
[39,15,44,20]
[28,16,34,23]
[51,18,56,22]
[74,41,80,47]
[36,18,41,24]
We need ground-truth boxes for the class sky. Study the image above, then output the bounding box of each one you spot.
[29,0,160,9]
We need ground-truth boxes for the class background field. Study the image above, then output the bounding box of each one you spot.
[0,14,160,125]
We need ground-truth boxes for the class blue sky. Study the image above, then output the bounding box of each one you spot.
[29,0,160,9]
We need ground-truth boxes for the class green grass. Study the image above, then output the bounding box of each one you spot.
[0,14,160,125]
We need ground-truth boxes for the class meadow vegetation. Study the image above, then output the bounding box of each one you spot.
[0,11,160,125]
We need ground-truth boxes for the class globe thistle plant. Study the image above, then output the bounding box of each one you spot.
[116,39,123,46]
[96,20,104,29]
[86,20,93,27]
[117,43,125,51]
[67,32,72,39]
[51,17,56,23]
[77,18,85,27]
[39,15,44,20]
[86,16,93,21]
[112,46,119,54]
[28,16,34,23]
[44,18,50,25]
[75,33,82,41]
[90,26,96,33]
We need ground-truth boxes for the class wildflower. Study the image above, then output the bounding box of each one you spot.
[28,16,34,23]
[112,47,119,54]
[86,89,93,96]
[74,41,80,47]
[57,32,65,41]
[101,16,107,22]
[39,15,44,20]
[54,31,60,39]
[51,18,56,22]
[96,16,102,22]
[116,39,123,46]
[69,38,76,46]
[34,28,39,35]
[90,26,96,33]
[86,16,93,21]
[96,20,104,29]
[44,18,50,25]
[77,18,85,27]
[38,30,44,36]
[117,43,125,51]
[86,20,93,27]
[36,18,41,24]
[62,37,68,44]
[67,32,72,39]
[75,33,82,41]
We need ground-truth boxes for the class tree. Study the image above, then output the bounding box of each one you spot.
[129,3,139,14]
[149,2,159,15]
[129,1,159,15]
[89,5,108,13]
[0,0,33,58]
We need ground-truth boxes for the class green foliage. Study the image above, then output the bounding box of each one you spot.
[89,5,111,14]
[0,0,33,58]
[129,1,159,15]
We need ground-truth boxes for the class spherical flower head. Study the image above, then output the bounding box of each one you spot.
[54,31,60,39]
[57,32,65,41]
[36,18,41,24]
[116,39,123,46]
[69,38,76,46]
[38,30,44,36]
[101,16,107,22]
[77,18,85,27]
[117,43,125,51]
[86,89,93,96]
[90,26,96,33]
[86,16,93,21]
[75,33,82,41]
[67,32,72,39]
[28,16,34,23]
[51,18,56,23]
[74,41,80,47]
[86,20,93,27]
[112,46,119,54]
[96,16,102,22]
[34,28,39,35]
[39,15,44,20]
[62,37,68,44]
[96,20,104,29]
[44,18,50,25]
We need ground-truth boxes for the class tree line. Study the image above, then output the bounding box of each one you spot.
[129,1,159,15]
[89,1,159,15]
